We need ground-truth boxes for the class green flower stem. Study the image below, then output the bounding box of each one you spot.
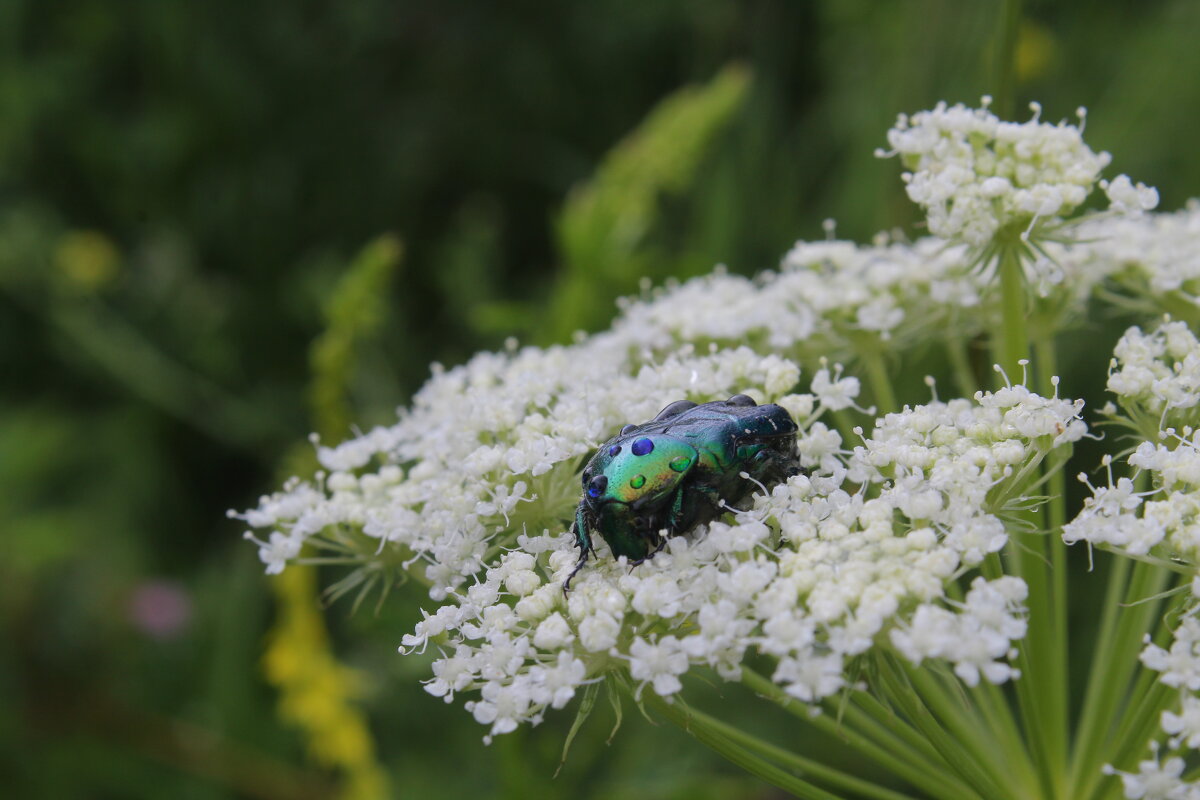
[837,695,974,793]
[904,664,1039,798]
[1104,583,1185,775]
[946,335,978,399]
[637,691,841,800]
[848,691,950,768]
[992,0,1024,121]
[872,661,1008,798]
[1156,290,1200,330]
[740,668,982,800]
[970,680,1040,792]
[1091,548,1196,577]
[858,342,898,416]
[1008,518,1061,793]
[1031,335,1068,607]
[647,690,919,800]
[1123,596,1183,714]
[1067,551,1132,792]
[1107,678,1176,775]
[1011,644,1055,797]
[994,239,1030,382]
[1034,332,1070,800]
[1069,553,1171,800]
[989,237,1069,795]
[837,697,988,800]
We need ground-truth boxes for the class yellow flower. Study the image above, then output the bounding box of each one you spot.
[265,563,390,799]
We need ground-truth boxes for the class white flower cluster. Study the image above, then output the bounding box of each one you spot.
[881,99,1140,247]
[391,383,1080,741]
[1029,201,1198,316]
[1063,431,1200,561]
[890,576,1028,686]
[618,235,981,362]
[238,341,810,594]
[622,200,1196,369]
[235,216,1037,594]
[1107,321,1200,419]
[237,283,1085,741]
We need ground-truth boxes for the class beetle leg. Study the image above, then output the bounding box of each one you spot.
[668,485,688,530]
[563,506,593,595]
[627,530,668,572]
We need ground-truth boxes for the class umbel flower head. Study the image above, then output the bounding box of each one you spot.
[879,98,1156,254]
[235,243,1087,742]
[237,100,1200,788]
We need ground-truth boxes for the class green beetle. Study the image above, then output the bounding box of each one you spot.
[565,394,801,591]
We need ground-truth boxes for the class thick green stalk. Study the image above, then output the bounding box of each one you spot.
[989,237,1068,795]
[1103,580,1186,778]
[1122,609,1180,726]
[994,241,1029,382]
[945,335,979,398]
[1107,679,1176,774]
[859,343,898,416]
[1033,332,1070,800]
[1067,553,1130,791]
[1007,508,1062,796]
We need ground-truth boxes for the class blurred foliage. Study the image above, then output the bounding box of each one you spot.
[543,64,750,341]
[4,0,1200,798]
[262,237,402,800]
[266,565,389,800]
[309,235,403,442]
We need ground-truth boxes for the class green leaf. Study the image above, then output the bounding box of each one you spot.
[555,680,600,776]
[606,673,624,744]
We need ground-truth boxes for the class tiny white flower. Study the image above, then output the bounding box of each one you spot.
[578,612,621,653]
[1161,696,1200,749]
[532,613,574,650]
[243,531,302,575]
[1104,174,1160,215]
[810,364,862,411]
[628,636,690,698]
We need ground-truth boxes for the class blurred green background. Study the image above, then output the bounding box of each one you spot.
[4,1,1200,798]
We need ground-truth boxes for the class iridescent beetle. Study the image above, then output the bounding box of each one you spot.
[565,394,801,591]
